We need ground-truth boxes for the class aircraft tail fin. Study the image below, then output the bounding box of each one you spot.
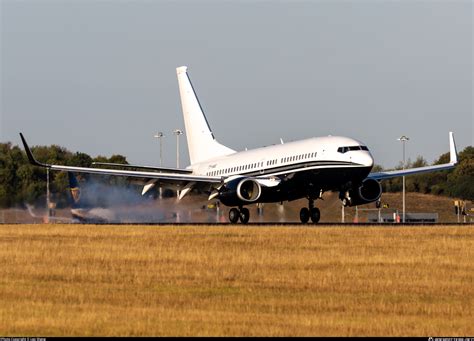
[176,66,235,165]
[67,172,83,208]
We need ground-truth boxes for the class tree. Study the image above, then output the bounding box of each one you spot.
[108,154,128,164]
[0,143,27,207]
[445,147,474,200]
[69,152,93,167]
[369,147,473,200]
[406,156,428,193]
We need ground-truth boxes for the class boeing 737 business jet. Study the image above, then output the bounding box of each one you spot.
[20,66,458,223]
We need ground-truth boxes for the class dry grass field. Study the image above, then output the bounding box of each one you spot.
[0,224,473,336]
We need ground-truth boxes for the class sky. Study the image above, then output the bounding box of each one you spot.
[1,0,472,169]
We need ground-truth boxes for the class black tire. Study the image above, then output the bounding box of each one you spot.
[240,208,250,224]
[229,208,240,223]
[300,207,310,223]
[310,207,321,223]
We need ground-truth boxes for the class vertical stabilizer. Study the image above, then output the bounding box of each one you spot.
[176,66,235,165]
[67,172,82,208]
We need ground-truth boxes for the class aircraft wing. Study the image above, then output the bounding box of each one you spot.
[367,132,458,181]
[91,162,193,174]
[19,133,221,186]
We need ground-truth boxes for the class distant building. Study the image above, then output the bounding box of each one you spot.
[368,212,438,223]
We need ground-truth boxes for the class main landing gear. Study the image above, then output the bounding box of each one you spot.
[299,198,320,223]
[229,207,250,224]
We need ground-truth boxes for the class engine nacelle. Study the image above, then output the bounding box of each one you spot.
[345,178,382,206]
[218,177,262,206]
[237,178,262,202]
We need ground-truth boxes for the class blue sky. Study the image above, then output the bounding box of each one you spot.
[1,0,472,168]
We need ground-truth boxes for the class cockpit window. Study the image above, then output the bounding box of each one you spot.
[337,145,369,153]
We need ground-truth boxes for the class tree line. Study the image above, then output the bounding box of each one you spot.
[373,146,473,200]
[0,142,473,208]
[0,142,129,208]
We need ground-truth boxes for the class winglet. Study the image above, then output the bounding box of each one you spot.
[19,133,49,168]
[449,132,458,164]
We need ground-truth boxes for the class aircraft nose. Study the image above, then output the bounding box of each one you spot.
[359,151,374,168]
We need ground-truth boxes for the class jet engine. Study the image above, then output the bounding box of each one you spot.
[343,178,382,206]
[236,178,262,202]
[218,177,262,206]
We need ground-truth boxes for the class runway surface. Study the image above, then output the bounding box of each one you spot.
[2,222,472,226]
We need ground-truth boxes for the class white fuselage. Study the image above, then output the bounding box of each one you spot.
[190,135,374,178]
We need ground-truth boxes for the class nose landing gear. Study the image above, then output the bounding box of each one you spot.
[340,190,352,207]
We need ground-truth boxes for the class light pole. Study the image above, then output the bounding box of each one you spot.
[46,168,50,223]
[397,135,409,223]
[153,132,165,199]
[153,132,164,166]
[173,129,183,199]
[173,129,183,168]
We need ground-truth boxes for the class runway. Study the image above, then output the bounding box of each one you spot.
[2,222,471,226]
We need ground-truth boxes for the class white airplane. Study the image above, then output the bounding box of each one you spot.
[20,66,458,224]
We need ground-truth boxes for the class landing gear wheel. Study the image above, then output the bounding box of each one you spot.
[310,207,321,223]
[240,208,250,224]
[300,207,310,223]
[229,208,240,223]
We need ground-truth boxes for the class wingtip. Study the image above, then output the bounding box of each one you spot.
[19,132,49,168]
[449,131,458,164]
[19,132,30,154]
